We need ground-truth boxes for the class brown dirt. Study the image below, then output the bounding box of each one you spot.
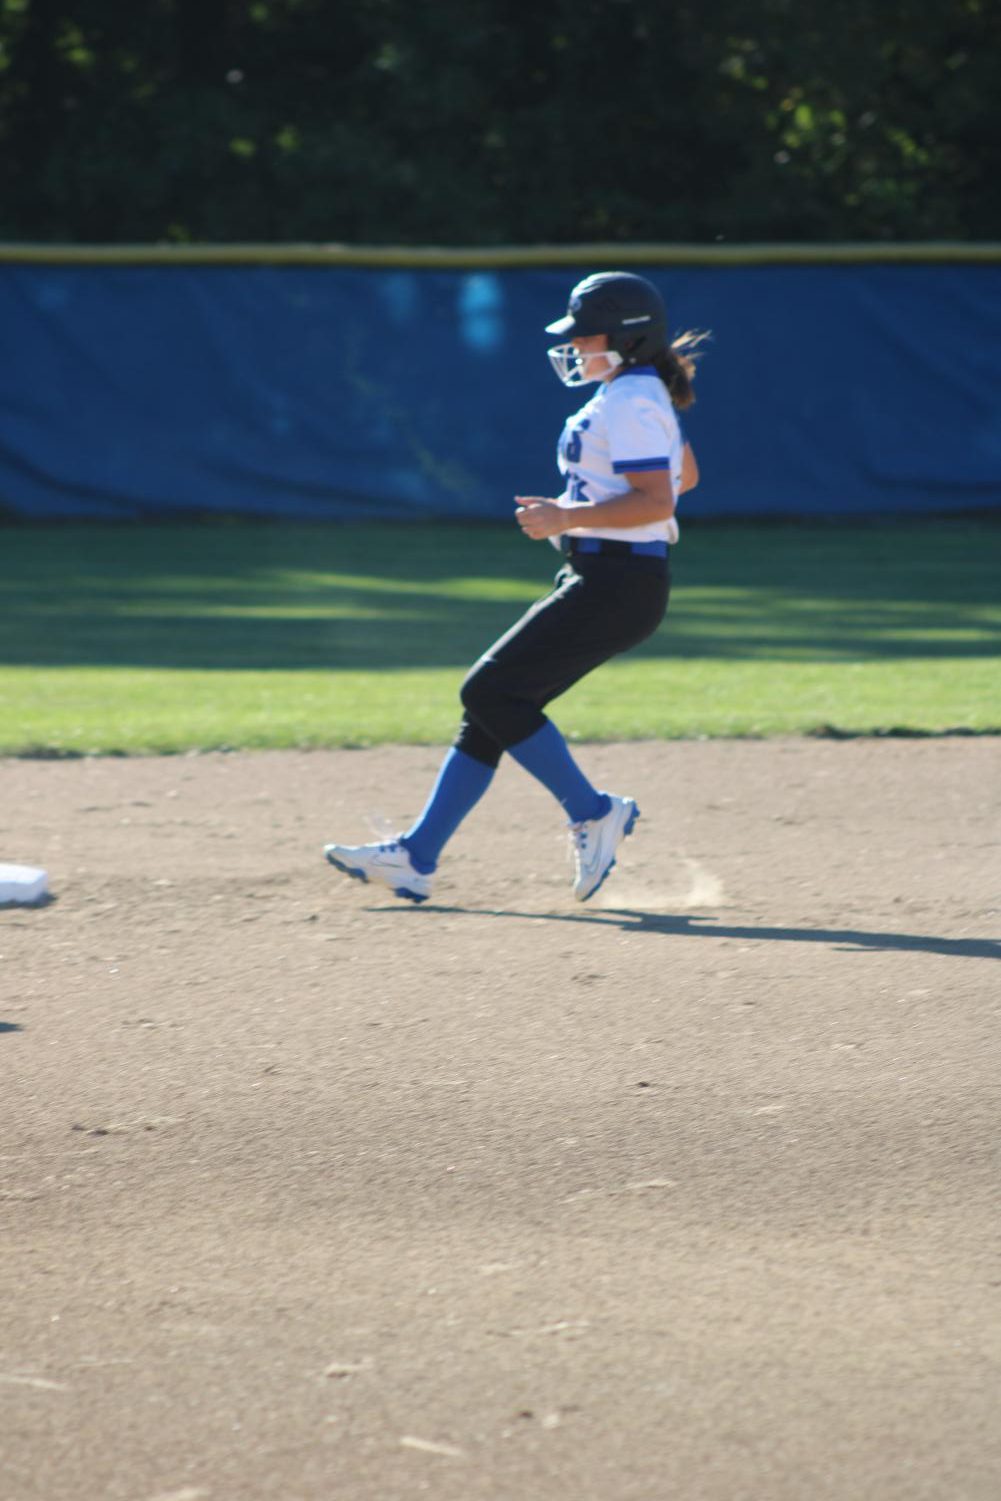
[2,739,999,1501]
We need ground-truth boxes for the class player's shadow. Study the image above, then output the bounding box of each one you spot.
[0,1021,24,1034]
[387,906,1001,961]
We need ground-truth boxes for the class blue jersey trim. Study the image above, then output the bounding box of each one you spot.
[612,456,671,473]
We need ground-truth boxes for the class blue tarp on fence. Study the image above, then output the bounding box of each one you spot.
[1,260,999,521]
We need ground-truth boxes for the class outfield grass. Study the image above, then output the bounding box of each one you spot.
[1,519,998,754]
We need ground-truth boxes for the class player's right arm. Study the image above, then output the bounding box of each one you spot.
[680,442,699,494]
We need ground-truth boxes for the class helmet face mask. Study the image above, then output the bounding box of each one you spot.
[545,272,668,382]
[547,341,624,387]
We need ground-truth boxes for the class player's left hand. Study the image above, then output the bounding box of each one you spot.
[514,497,567,541]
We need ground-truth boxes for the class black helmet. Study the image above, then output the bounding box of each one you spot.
[545,271,668,365]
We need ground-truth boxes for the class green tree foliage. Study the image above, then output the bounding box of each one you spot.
[0,0,998,243]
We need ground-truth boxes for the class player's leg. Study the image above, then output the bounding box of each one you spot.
[398,732,497,873]
[405,714,610,868]
[460,557,669,897]
[461,558,668,806]
[341,570,591,883]
[323,715,502,902]
[324,560,667,900]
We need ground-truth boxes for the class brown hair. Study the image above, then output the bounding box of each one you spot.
[651,331,710,411]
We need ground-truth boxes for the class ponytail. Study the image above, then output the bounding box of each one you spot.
[652,330,710,411]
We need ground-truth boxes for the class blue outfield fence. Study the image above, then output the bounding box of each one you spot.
[1,246,1000,521]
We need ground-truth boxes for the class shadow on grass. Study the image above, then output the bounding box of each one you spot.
[382,906,1001,962]
[1,519,999,671]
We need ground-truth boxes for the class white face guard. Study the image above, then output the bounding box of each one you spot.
[547,342,623,387]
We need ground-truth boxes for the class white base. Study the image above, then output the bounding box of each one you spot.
[0,865,49,905]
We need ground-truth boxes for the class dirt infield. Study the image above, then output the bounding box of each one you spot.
[2,739,999,1501]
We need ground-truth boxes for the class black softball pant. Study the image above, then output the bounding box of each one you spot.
[456,554,670,769]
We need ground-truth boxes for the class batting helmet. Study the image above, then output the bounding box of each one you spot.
[545,271,668,366]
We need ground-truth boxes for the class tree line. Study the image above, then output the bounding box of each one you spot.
[1,0,998,245]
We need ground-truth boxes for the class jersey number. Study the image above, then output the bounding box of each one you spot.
[564,418,590,463]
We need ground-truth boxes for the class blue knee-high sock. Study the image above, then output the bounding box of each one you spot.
[507,720,610,824]
[400,748,495,871]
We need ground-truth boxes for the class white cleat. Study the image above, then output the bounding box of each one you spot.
[323,839,432,904]
[569,794,640,902]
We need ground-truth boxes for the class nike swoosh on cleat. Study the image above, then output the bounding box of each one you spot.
[580,857,616,902]
[325,854,369,883]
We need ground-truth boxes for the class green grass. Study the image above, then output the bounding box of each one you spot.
[1,519,998,754]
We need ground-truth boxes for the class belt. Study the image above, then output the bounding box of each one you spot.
[561,536,668,558]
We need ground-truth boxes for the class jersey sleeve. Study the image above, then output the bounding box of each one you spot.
[605,392,673,475]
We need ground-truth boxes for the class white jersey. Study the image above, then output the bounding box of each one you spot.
[555,366,684,545]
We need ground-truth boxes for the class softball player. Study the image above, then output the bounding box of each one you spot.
[324,270,703,903]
